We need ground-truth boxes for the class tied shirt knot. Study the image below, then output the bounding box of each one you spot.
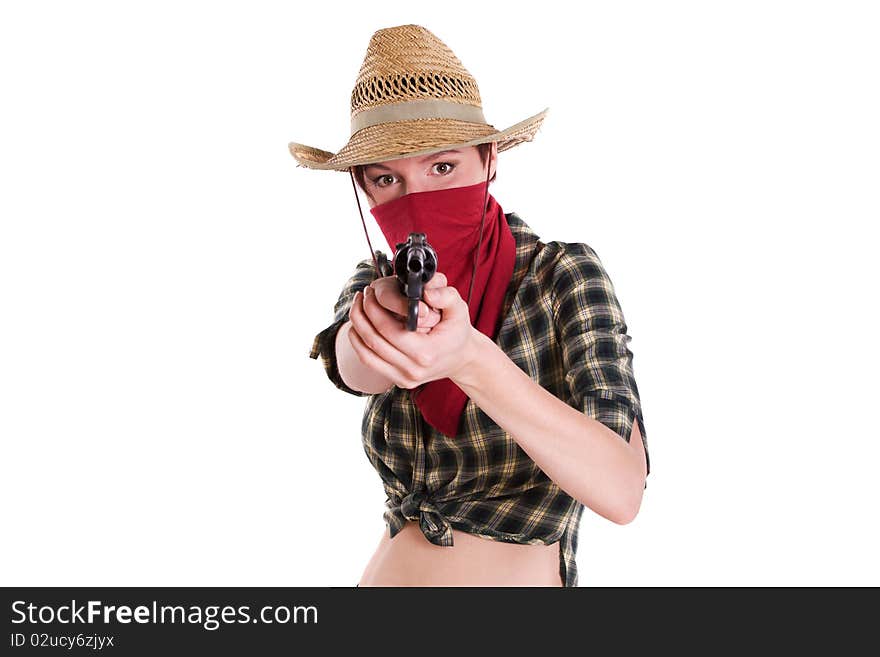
[396,490,454,547]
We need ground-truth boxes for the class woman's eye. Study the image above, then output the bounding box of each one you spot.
[371,162,454,188]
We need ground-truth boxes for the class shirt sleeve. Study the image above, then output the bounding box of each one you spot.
[308,256,378,397]
[550,241,650,477]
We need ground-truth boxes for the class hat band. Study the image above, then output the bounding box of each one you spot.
[350,99,487,136]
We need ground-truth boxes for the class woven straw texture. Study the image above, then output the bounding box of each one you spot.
[288,24,548,172]
[350,24,482,114]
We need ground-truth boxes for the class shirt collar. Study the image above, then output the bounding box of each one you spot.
[499,212,541,318]
[506,211,541,285]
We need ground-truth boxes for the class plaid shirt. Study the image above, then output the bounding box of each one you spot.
[309,212,650,587]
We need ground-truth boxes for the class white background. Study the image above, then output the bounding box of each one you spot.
[1,1,877,586]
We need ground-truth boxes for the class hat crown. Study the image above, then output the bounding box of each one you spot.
[351,24,482,119]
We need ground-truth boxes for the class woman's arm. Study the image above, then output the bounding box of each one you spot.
[341,250,648,521]
[452,331,647,525]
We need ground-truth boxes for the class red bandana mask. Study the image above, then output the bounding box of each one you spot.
[369,181,516,438]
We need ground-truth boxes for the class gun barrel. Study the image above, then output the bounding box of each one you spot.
[406,246,426,274]
[391,232,437,331]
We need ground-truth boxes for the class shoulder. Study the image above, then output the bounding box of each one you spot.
[502,213,616,301]
[535,238,612,290]
[534,239,625,325]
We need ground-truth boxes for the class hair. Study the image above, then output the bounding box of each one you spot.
[351,142,496,203]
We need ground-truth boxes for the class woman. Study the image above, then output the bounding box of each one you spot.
[290,24,650,587]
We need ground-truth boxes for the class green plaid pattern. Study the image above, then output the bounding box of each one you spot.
[309,212,650,587]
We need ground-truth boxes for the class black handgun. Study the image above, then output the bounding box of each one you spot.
[374,232,438,331]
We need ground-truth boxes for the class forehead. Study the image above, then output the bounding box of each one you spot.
[363,148,471,172]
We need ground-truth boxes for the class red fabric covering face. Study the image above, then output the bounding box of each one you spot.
[369,181,516,438]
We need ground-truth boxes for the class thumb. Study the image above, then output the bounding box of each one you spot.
[424,271,448,289]
[424,285,466,317]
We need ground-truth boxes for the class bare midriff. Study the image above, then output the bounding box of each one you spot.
[358,520,563,586]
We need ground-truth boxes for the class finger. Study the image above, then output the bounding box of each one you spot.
[423,271,448,289]
[361,288,427,362]
[370,279,410,318]
[357,287,424,368]
[420,273,446,320]
[417,303,442,329]
[423,285,467,323]
[348,290,363,321]
[351,291,402,360]
[347,323,407,386]
[371,278,440,329]
[362,286,402,330]
[364,285,419,336]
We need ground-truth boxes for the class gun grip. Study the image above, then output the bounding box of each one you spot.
[406,298,419,332]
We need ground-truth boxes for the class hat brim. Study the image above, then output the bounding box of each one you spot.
[288,107,549,172]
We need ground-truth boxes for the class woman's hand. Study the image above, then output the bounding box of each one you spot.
[347,271,479,389]
[364,272,444,334]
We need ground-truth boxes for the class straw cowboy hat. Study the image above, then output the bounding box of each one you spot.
[288,24,549,172]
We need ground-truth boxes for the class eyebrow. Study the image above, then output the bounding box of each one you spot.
[364,150,463,171]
